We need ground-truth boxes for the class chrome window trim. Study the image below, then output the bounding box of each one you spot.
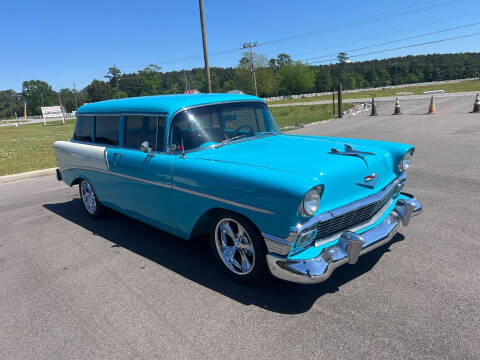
[60,166,274,215]
[78,112,169,117]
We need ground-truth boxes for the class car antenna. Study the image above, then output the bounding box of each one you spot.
[181,137,186,159]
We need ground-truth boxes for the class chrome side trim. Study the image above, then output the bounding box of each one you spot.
[59,166,274,215]
[170,184,275,215]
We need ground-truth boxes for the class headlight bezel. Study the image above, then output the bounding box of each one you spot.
[398,149,414,172]
[299,185,324,217]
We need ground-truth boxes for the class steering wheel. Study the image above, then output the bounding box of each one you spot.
[233,124,255,137]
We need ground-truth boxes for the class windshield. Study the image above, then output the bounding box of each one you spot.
[169,101,281,152]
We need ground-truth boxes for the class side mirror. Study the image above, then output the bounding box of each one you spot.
[140,141,154,156]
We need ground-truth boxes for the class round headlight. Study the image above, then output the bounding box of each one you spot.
[399,151,412,172]
[302,187,321,216]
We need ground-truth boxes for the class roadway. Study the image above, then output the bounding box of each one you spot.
[1,94,479,359]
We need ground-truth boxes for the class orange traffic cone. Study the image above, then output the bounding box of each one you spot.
[370,97,377,116]
[472,93,480,113]
[428,95,437,114]
[393,98,401,115]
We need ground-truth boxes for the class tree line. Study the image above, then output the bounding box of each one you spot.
[1,52,480,118]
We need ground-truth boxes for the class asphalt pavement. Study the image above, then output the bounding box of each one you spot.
[1,94,479,359]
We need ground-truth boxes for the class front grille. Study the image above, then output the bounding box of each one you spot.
[312,184,397,241]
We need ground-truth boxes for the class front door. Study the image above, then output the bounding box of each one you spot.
[106,115,175,233]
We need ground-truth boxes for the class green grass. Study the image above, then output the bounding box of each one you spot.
[268,79,480,105]
[271,103,353,129]
[0,120,74,176]
[0,105,354,176]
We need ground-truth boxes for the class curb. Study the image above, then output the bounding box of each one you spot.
[0,168,57,184]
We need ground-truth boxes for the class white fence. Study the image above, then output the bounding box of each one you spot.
[263,77,479,102]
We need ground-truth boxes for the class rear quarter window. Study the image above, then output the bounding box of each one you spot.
[95,116,120,145]
[73,116,92,142]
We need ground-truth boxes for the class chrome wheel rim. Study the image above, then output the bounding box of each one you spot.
[80,180,97,215]
[214,218,255,275]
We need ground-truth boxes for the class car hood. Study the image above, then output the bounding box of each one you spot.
[191,134,412,212]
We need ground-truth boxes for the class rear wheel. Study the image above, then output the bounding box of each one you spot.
[210,212,268,283]
[79,179,105,218]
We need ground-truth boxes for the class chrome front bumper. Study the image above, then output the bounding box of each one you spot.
[266,194,422,284]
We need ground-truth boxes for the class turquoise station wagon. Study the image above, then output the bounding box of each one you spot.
[54,94,422,284]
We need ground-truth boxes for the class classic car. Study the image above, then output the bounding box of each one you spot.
[54,93,422,284]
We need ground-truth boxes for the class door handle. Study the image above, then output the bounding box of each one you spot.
[113,153,123,158]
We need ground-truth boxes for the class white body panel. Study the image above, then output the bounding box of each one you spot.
[54,141,108,171]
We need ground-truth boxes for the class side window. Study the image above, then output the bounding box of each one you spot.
[124,115,166,151]
[125,115,157,150]
[73,115,92,142]
[95,116,120,145]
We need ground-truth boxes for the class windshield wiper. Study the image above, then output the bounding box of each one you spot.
[214,134,247,148]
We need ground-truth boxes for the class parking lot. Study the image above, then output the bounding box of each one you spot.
[1,94,479,359]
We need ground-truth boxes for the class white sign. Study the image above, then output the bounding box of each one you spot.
[41,106,66,125]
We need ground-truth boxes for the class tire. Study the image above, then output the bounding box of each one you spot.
[79,179,105,218]
[210,211,268,283]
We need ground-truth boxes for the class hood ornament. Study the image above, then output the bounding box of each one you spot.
[329,144,376,167]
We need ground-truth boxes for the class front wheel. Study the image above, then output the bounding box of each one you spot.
[79,179,105,218]
[210,212,268,283]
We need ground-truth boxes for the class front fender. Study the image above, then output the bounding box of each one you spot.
[171,157,314,239]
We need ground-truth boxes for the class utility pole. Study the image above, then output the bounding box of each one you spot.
[198,0,212,93]
[332,89,336,117]
[73,83,78,109]
[338,83,343,118]
[183,70,188,92]
[114,64,120,98]
[242,41,259,97]
[40,92,44,106]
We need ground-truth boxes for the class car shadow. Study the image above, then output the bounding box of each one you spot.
[43,199,405,315]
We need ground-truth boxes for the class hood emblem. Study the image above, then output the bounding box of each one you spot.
[329,144,376,167]
[357,173,379,188]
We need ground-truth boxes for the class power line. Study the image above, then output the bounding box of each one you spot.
[308,31,480,64]
[258,0,468,47]
[102,0,469,72]
[303,21,480,62]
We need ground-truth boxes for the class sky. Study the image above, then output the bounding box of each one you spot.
[1,0,479,92]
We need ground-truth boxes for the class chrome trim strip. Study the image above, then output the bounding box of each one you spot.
[59,166,274,215]
[78,112,169,116]
[170,184,274,215]
[104,147,110,171]
[61,166,171,188]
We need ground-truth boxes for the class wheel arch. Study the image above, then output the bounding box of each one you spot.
[189,207,263,241]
